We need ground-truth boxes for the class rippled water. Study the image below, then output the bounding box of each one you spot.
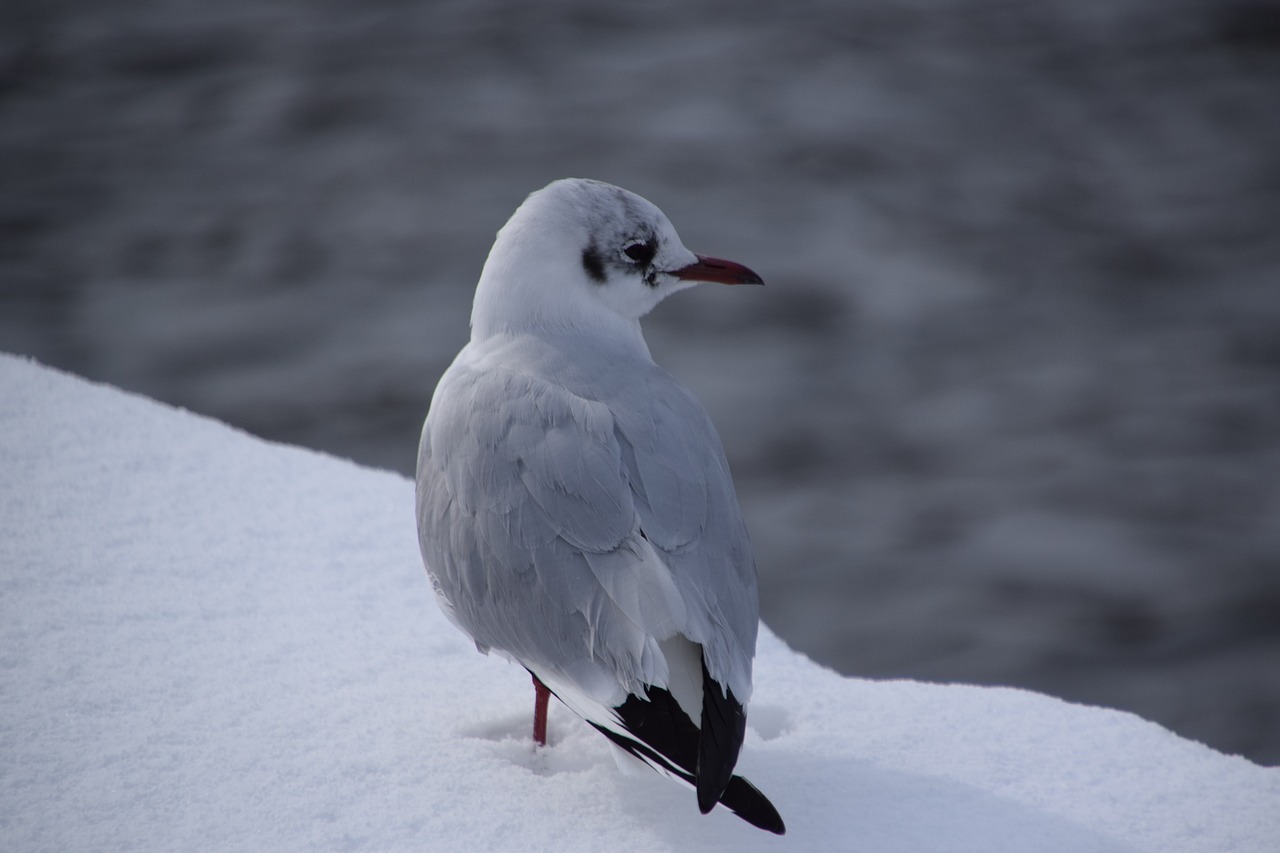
[4,0,1278,762]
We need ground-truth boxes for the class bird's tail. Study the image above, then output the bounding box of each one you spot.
[589,719,785,834]
[535,661,786,834]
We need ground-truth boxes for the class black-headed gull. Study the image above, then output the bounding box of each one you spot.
[416,178,784,834]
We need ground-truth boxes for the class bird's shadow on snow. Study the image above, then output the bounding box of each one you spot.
[630,752,1136,852]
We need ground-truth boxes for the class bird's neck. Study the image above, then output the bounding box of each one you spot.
[470,313,654,366]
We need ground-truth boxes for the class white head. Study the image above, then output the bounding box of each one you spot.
[470,178,762,342]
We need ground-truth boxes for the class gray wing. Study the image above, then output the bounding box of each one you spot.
[416,344,758,703]
[604,357,760,699]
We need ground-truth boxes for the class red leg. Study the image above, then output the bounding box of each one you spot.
[532,673,550,747]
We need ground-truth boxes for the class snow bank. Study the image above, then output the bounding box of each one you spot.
[2,353,1275,852]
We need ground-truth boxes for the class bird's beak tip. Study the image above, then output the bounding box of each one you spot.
[671,254,764,286]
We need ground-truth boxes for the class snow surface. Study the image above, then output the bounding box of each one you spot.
[2,352,1276,852]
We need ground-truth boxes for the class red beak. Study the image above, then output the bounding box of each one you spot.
[671,254,764,286]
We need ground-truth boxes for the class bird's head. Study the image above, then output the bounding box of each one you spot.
[470,178,762,340]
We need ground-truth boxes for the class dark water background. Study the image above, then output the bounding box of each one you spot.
[3,0,1278,763]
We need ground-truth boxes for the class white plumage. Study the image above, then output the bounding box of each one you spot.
[415,178,783,833]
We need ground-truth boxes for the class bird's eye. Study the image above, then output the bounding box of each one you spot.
[622,241,655,265]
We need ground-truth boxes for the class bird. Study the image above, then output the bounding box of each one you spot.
[415,178,784,834]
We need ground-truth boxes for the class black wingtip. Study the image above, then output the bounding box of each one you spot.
[696,659,746,811]
[584,659,786,834]
[720,775,786,835]
[695,661,785,833]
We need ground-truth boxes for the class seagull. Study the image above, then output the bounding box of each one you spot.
[415,178,784,834]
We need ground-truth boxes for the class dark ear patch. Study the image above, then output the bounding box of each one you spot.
[582,246,606,283]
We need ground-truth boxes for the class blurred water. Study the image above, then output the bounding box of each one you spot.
[3,0,1278,762]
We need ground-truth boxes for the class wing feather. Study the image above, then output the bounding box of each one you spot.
[416,336,758,703]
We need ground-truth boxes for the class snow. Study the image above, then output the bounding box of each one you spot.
[2,352,1276,852]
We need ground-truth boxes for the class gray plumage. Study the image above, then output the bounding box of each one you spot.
[415,178,782,832]
[418,332,757,703]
